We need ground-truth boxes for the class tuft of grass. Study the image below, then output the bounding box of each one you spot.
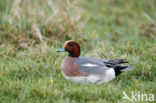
[0,0,85,49]
[0,0,156,103]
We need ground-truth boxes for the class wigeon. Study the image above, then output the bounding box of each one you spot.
[57,40,132,84]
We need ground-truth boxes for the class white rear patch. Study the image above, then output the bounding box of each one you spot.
[82,63,97,67]
[103,68,115,82]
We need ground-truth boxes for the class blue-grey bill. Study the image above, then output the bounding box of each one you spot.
[57,48,66,52]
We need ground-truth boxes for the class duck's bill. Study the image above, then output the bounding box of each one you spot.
[57,48,66,52]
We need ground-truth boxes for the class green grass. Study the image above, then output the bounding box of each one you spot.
[0,0,156,103]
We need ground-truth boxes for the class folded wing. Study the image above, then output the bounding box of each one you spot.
[74,57,130,76]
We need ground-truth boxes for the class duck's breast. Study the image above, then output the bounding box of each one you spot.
[61,56,87,77]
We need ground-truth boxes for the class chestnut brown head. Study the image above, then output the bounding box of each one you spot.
[57,40,80,57]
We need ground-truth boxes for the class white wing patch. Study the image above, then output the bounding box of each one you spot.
[82,63,97,67]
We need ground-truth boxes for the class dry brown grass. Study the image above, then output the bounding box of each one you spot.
[138,13,156,39]
[3,0,84,42]
[138,23,156,39]
[1,0,85,56]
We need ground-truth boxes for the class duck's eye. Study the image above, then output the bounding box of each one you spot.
[68,43,73,46]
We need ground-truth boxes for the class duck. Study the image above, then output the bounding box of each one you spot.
[57,40,132,84]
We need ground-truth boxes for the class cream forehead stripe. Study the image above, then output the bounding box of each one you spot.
[63,40,75,48]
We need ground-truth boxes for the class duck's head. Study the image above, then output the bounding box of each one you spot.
[57,40,80,57]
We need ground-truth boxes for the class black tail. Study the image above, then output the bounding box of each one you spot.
[104,59,128,67]
[104,59,131,76]
[108,59,128,64]
[114,65,132,76]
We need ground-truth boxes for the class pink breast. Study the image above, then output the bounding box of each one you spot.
[61,56,88,77]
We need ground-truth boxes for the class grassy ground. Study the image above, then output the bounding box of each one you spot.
[0,0,156,103]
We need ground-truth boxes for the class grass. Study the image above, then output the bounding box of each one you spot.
[0,0,156,103]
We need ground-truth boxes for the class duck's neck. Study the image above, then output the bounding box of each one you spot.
[68,51,75,57]
[68,51,80,58]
